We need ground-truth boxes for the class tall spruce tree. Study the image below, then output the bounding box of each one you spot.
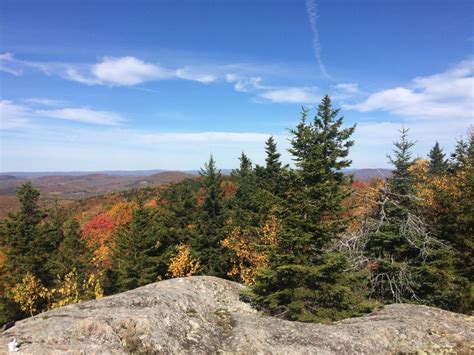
[248,95,370,322]
[52,219,92,279]
[387,127,416,197]
[428,141,448,175]
[195,155,229,277]
[112,200,160,292]
[0,182,47,322]
[2,182,45,285]
[450,137,469,172]
[364,129,420,302]
[231,152,261,226]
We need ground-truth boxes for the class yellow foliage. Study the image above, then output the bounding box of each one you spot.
[168,244,201,278]
[11,270,104,316]
[221,215,279,285]
[408,160,467,211]
[11,272,48,316]
[47,270,104,309]
[106,200,137,226]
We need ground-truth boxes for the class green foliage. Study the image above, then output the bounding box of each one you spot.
[111,200,160,292]
[428,141,448,175]
[248,95,370,322]
[51,219,92,279]
[195,155,230,277]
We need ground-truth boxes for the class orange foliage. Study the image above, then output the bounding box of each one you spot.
[81,214,115,269]
[106,200,136,225]
[81,200,138,270]
[221,215,278,284]
[145,199,158,208]
[168,244,201,278]
[196,187,206,207]
[221,181,237,200]
[409,160,467,212]
[343,178,384,231]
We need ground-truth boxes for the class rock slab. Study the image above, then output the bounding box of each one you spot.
[1,276,472,354]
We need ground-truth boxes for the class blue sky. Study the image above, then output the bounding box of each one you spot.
[1,0,473,172]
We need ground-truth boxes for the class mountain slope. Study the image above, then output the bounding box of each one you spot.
[1,276,472,354]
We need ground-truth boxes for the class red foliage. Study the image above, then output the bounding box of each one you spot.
[222,181,237,200]
[81,214,115,270]
[196,187,206,207]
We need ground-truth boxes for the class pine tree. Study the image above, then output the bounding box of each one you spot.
[231,152,260,226]
[258,136,288,197]
[265,136,282,178]
[364,129,421,302]
[428,142,448,175]
[52,219,92,279]
[387,127,416,197]
[195,156,229,277]
[248,95,370,323]
[112,201,160,292]
[0,182,48,322]
[2,182,45,285]
[450,137,469,172]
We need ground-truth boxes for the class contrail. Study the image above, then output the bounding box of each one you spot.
[305,0,331,80]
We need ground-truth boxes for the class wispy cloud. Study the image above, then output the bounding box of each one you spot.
[1,54,219,86]
[260,87,320,104]
[0,100,126,128]
[305,0,330,79]
[226,74,265,93]
[175,67,217,84]
[36,108,126,126]
[23,98,67,107]
[0,100,32,129]
[335,83,360,95]
[0,53,23,76]
[347,58,474,122]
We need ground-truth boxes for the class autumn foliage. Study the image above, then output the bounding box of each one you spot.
[221,215,278,284]
[168,244,201,278]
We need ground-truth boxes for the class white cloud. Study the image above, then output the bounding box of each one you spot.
[305,0,330,79]
[348,59,474,122]
[23,98,66,106]
[335,83,360,95]
[2,53,222,86]
[175,67,216,84]
[226,74,265,92]
[92,57,174,86]
[37,108,126,126]
[0,100,32,129]
[260,87,320,104]
[0,52,23,76]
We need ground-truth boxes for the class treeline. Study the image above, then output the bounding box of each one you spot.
[1,95,472,325]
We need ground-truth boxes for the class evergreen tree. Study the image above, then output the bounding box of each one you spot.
[450,137,469,172]
[364,129,420,302]
[265,136,282,178]
[195,156,229,277]
[231,152,260,226]
[155,178,200,278]
[248,95,370,322]
[112,200,160,292]
[259,136,288,197]
[423,132,473,312]
[52,219,92,279]
[2,182,45,285]
[428,142,448,175]
[0,182,47,322]
[387,127,416,196]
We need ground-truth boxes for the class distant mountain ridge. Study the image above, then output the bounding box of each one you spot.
[1,168,391,179]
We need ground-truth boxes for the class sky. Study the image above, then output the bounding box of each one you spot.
[0,0,473,172]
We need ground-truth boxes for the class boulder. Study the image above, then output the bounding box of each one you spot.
[1,276,472,354]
